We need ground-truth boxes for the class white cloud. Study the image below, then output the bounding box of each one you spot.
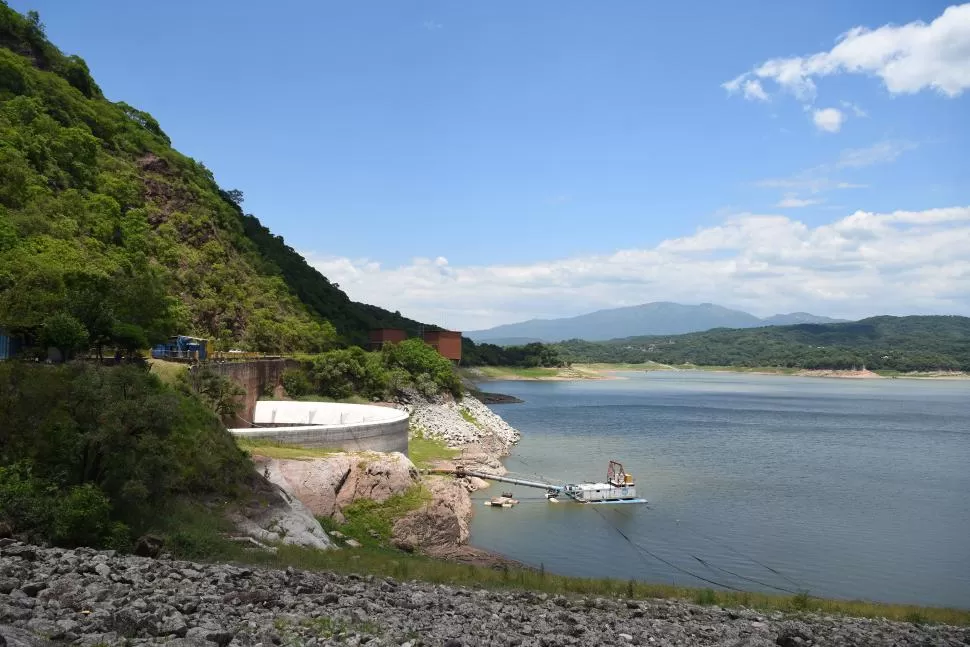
[836,140,915,167]
[423,20,443,30]
[743,79,769,101]
[725,3,970,99]
[813,107,846,132]
[776,195,823,208]
[303,205,970,330]
[756,140,914,195]
[840,100,868,117]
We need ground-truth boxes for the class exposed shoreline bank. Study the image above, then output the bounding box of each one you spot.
[465,364,969,382]
[2,541,968,647]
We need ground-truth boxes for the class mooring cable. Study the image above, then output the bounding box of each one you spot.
[588,505,747,592]
[689,554,799,594]
[673,518,805,590]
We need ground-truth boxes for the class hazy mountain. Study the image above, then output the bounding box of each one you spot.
[760,312,848,326]
[466,303,849,343]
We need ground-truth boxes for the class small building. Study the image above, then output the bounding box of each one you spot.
[422,330,462,362]
[368,328,407,351]
[0,329,19,360]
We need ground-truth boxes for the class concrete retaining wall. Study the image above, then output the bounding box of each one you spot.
[229,401,410,455]
[197,359,298,424]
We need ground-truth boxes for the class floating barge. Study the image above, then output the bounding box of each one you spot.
[458,460,647,505]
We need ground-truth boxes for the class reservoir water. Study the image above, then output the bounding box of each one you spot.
[470,371,970,609]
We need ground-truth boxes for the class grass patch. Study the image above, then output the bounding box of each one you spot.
[459,407,482,428]
[147,359,189,385]
[474,366,562,380]
[336,485,431,545]
[235,438,342,460]
[408,427,459,469]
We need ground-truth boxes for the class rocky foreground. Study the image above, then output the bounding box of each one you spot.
[2,543,967,647]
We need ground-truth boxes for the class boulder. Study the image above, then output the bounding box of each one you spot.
[133,534,164,558]
[392,476,472,552]
[255,452,419,521]
[229,482,335,551]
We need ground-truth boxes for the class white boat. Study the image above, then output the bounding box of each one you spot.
[546,461,647,504]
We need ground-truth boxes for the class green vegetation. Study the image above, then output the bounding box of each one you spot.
[0,362,254,549]
[282,338,462,401]
[0,3,436,356]
[467,365,608,380]
[459,407,482,428]
[235,438,342,460]
[275,616,384,643]
[557,316,970,372]
[147,357,189,384]
[408,427,459,468]
[322,485,431,546]
[462,338,566,368]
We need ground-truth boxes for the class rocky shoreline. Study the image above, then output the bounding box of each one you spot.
[246,392,521,564]
[2,542,967,647]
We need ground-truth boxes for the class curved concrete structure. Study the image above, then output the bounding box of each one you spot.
[229,401,410,455]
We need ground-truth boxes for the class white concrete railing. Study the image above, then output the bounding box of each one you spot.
[227,401,410,454]
[249,400,407,428]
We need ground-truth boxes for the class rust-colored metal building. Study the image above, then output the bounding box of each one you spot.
[422,330,462,362]
[368,328,407,351]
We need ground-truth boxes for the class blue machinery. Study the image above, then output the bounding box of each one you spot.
[150,335,208,362]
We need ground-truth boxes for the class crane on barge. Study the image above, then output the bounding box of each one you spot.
[452,460,647,505]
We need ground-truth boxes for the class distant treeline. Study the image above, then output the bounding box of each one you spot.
[555,316,970,372]
[462,338,566,368]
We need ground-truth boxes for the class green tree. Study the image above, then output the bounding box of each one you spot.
[40,311,88,360]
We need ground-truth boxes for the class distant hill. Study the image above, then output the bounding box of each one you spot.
[466,302,846,343]
[556,315,970,372]
[760,312,847,326]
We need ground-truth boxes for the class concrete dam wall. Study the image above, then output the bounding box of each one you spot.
[195,359,298,425]
[228,401,410,455]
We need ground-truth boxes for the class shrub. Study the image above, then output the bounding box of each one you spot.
[381,338,462,397]
[0,362,253,548]
[281,368,312,397]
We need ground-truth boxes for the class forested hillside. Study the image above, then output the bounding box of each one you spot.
[0,4,433,354]
[557,316,970,372]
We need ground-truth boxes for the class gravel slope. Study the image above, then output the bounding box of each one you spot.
[1,542,967,647]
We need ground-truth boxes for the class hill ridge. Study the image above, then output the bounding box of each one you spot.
[467,302,847,344]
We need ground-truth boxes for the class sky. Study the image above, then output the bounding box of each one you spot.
[11,0,970,330]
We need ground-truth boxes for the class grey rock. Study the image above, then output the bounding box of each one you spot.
[0,624,54,647]
[1,544,966,647]
[16,584,44,598]
[0,580,19,595]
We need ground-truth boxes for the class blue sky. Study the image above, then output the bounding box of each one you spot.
[11,1,970,328]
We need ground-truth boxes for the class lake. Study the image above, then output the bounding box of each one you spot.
[470,371,970,609]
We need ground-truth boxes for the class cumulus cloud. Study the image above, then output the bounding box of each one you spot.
[813,107,845,132]
[303,206,970,330]
[743,79,769,101]
[725,3,970,100]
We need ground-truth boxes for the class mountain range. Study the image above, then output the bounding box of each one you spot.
[466,302,848,344]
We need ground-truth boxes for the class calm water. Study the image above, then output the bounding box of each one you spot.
[470,371,970,608]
